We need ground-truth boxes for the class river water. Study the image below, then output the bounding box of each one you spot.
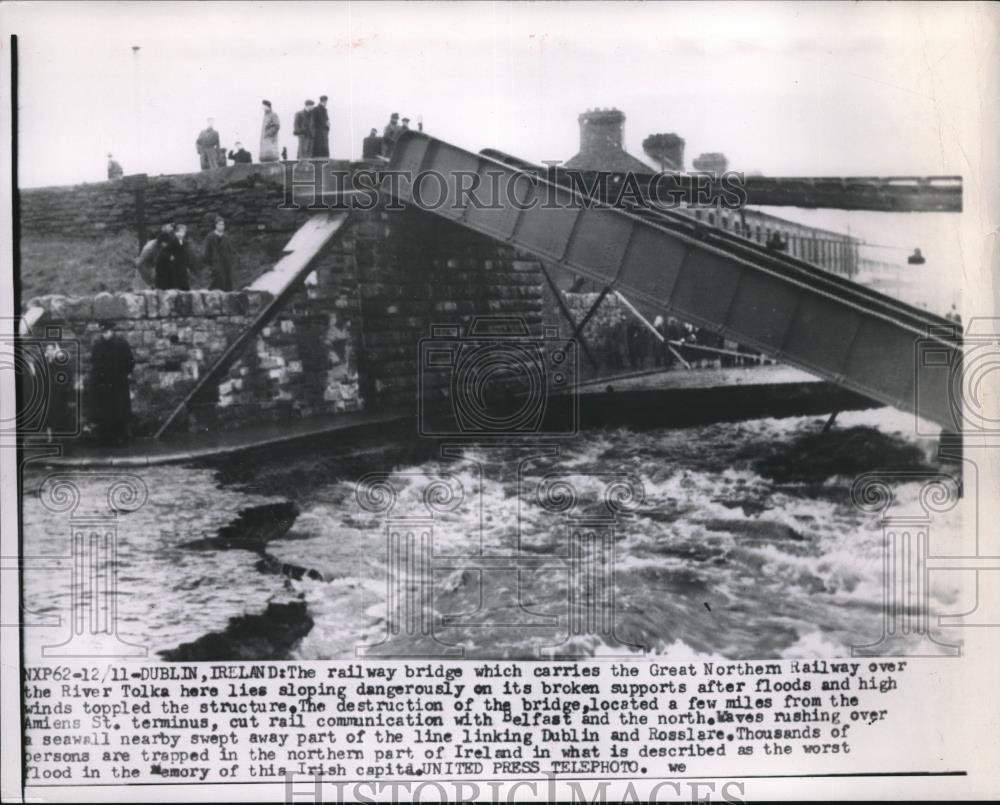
[21,406,967,661]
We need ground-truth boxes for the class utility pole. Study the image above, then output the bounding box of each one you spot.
[131,46,141,171]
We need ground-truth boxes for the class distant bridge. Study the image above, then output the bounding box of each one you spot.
[478,153,963,213]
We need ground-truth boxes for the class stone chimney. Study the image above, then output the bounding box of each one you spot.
[642,133,686,172]
[691,152,729,178]
[565,108,653,173]
[578,108,626,159]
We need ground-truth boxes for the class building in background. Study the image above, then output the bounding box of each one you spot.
[565,108,657,174]
[564,108,861,279]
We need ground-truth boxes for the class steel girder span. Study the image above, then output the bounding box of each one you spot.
[387,132,962,430]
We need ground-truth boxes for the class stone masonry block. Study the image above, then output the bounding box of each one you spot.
[93,292,128,321]
[121,293,146,318]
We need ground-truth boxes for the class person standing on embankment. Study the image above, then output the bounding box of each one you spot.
[260,100,281,163]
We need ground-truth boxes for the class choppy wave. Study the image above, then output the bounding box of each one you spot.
[21,407,967,660]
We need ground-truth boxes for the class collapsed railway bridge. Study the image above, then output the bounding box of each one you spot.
[18,130,969,458]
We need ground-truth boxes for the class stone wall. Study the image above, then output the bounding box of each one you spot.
[18,162,350,239]
[353,209,545,412]
[24,285,360,435]
[23,205,547,436]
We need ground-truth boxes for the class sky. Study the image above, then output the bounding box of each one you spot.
[3,0,995,310]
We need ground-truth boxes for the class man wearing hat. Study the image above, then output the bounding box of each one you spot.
[227,141,252,165]
[88,321,136,446]
[362,128,382,159]
[294,99,316,159]
[311,95,331,158]
[260,100,281,163]
[106,153,123,180]
[382,112,401,156]
[196,118,221,170]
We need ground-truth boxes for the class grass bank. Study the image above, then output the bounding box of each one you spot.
[18,231,286,301]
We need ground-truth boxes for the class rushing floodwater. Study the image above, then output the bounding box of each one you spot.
[21,407,969,661]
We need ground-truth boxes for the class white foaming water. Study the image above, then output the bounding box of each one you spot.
[21,407,965,660]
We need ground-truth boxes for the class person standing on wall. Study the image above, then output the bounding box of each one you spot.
[259,100,281,163]
[203,216,235,292]
[106,153,123,180]
[362,128,382,159]
[228,141,252,164]
[294,100,315,159]
[196,118,221,170]
[88,321,136,446]
[311,95,331,158]
[382,112,401,156]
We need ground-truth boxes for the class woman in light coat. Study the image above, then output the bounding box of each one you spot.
[259,100,281,162]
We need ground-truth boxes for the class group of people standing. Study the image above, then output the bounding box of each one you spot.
[375,112,414,157]
[595,315,765,373]
[196,118,254,169]
[290,96,331,159]
[258,96,332,162]
[114,95,425,178]
[136,217,235,292]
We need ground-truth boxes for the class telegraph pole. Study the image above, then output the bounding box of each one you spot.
[131,46,141,170]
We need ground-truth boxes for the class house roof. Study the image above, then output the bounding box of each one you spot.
[564,149,656,174]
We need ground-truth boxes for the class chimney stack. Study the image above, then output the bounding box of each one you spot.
[578,108,626,157]
[642,133,686,172]
[691,152,729,178]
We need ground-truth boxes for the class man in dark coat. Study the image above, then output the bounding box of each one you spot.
[88,321,135,445]
[203,216,235,291]
[362,128,382,159]
[137,223,173,288]
[106,153,123,180]
[154,227,193,290]
[154,230,179,290]
[626,318,648,369]
[173,224,195,290]
[382,112,401,156]
[228,141,252,164]
[293,100,315,159]
[311,95,330,157]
